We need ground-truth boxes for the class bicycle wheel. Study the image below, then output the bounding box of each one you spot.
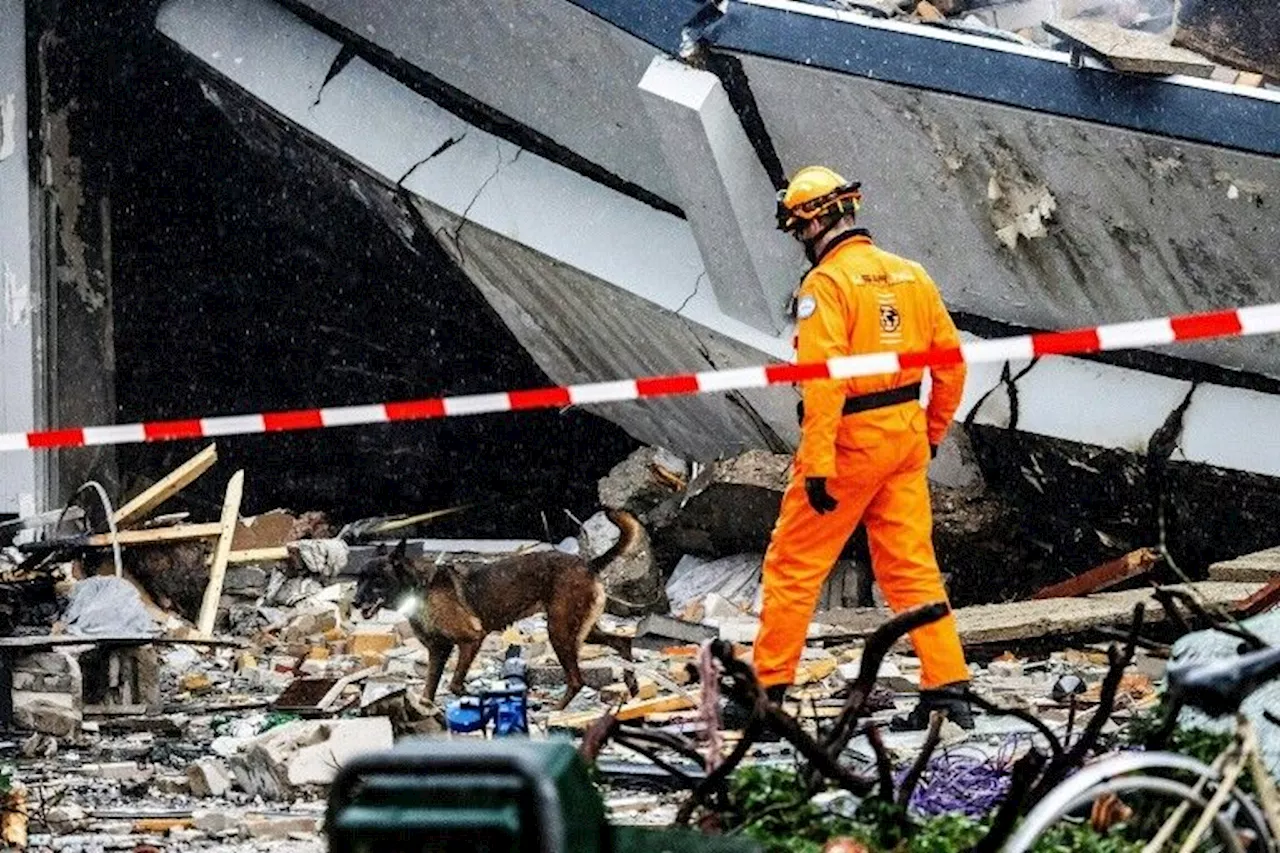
[1005,752,1274,853]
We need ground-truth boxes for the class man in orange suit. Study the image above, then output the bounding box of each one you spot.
[755,166,973,730]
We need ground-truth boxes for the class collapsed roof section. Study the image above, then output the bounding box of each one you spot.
[154,0,1280,493]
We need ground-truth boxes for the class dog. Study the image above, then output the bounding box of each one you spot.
[354,510,640,709]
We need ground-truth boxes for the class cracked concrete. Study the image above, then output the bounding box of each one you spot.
[673,272,705,317]
[447,141,510,265]
[963,357,1040,432]
[397,134,466,187]
[311,44,354,108]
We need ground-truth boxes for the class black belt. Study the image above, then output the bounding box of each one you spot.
[796,382,921,423]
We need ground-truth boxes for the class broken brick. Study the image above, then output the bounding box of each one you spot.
[350,629,399,656]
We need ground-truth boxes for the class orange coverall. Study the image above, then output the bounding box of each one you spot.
[755,232,969,690]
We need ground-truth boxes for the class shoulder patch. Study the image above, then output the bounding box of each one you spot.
[796,294,817,320]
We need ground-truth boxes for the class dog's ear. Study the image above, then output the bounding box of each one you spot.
[391,539,408,562]
[374,541,388,557]
[420,555,447,588]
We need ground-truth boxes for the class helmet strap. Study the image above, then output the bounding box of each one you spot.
[802,213,854,264]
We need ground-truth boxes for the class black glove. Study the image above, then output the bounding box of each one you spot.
[804,477,838,514]
[930,444,938,460]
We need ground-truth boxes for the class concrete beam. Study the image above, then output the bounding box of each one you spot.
[638,56,802,334]
[156,0,789,363]
[0,0,39,516]
[962,333,1280,480]
[1210,546,1280,583]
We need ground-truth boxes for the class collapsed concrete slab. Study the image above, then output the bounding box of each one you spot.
[598,446,690,521]
[823,581,1263,646]
[1209,546,1280,583]
[652,450,790,559]
[229,717,393,800]
[14,693,79,739]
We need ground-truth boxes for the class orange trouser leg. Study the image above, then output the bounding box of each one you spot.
[755,468,878,688]
[862,441,969,689]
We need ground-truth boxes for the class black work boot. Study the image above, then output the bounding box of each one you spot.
[889,683,975,732]
[720,684,789,740]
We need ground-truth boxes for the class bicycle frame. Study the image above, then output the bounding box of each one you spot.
[1004,742,1278,853]
[1143,715,1280,852]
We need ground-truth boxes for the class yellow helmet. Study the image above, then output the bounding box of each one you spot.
[775,166,862,233]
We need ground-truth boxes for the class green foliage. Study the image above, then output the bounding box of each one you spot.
[263,711,300,731]
[721,765,1158,853]
[1121,697,1233,760]
[1121,700,1245,790]
[1168,727,1235,770]
[727,765,868,853]
[904,815,986,853]
[0,766,12,796]
[1029,823,1144,853]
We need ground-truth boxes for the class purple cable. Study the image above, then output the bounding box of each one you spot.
[895,738,1026,818]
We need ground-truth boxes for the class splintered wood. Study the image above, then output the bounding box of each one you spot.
[1033,548,1160,599]
[112,444,218,527]
[547,691,700,731]
[197,470,245,638]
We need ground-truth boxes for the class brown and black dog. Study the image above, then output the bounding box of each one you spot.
[353,510,639,709]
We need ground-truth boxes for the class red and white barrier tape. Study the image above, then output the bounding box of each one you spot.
[4,303,1279,453]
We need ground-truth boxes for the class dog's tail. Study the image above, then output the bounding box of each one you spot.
[588,509,643,574]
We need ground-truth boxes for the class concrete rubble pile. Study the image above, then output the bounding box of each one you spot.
[0,440,1275,849]
[814,0,1276,89]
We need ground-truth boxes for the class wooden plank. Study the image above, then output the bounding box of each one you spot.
[370,506,470,535]
[227,546,290,565]
[1032,548,1160,599]
[81,523,223,547]
[547,691,700,731]
[1233,577,1280,617]
[794,656,837,685]
[197,470,244,638]
[112,444,217,528]
[318,666,380,711]
[1044,19,1216,77]
[133,817,193,834]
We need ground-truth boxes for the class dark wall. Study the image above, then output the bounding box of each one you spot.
[50,1,637,538]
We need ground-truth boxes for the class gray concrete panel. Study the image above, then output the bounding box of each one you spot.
[289,0,681,205]
[409,195,800,460]
[0,0,39,515]
[639,57,803,333]
[738,52,1280,377]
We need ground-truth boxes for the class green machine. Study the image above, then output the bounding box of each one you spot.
[326,737,761,853]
